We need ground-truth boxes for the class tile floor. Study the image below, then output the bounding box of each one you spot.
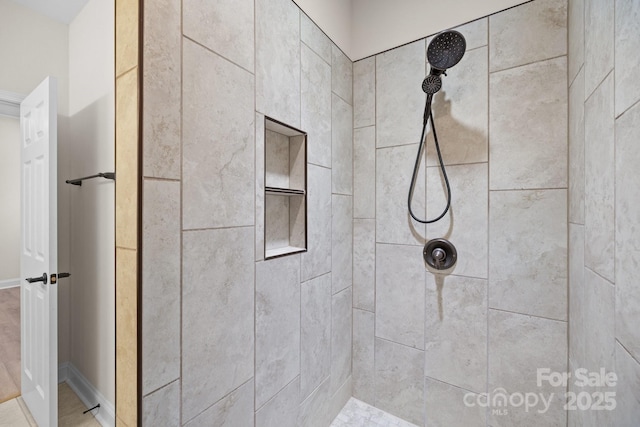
[331,398,419,427]
[0,383,101,426]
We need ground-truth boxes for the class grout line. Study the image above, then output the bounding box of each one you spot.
[488,307,567,324]
[488,53,567,75]
[252,1,258,423]
[182,377,254,425]
[615,96,640,121]
[488,186,568,193]
[142,377,180,399]
[182,35,255,76]
[179,3,185,423]
[181,224,254,233]
[584,266,615,287]
[485,22,490,427]
[141,176,180,182]
[568,63,584,89]
[424,375,484,396]
[616,339,640,366]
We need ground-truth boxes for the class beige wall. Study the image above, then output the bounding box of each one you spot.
[0,116,20,282]
[350,0,531,59]
[568,0,640,424]
[292,0,352,56]
[292,0,530,60]
[0,0,69,115]
[68,0,115,406]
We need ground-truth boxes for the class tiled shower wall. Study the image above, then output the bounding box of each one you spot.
[352,0,570,425]
[567,0,640,425]
[139,0,353,425]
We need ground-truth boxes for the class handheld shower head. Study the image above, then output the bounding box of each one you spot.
[422,30,466,94]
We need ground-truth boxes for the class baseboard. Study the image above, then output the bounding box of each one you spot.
[62,362,115,427]
[0,278,20,289]
[58,362,69,383]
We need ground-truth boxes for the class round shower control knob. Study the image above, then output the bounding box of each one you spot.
[423,238,457,271]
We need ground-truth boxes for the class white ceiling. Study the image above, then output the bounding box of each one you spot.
[9,0,90,24]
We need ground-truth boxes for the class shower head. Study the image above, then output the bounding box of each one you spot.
[427,30,466,75]
[422,30,466,94]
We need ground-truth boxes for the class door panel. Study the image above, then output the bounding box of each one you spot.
[20,76,58,427]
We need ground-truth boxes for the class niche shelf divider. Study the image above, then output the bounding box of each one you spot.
[264,117,308,260]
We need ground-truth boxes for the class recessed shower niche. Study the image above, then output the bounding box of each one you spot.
[264,117,307,259]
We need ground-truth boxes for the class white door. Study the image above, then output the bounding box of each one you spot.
[20,77,58,427]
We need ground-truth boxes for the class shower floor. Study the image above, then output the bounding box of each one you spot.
[331,398,418,427]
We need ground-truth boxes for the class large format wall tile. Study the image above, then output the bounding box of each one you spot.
[301,165,331,281]
[143,0,181,179]
[376,40,425,148]
[256,378,299,427]
[568,224,585,367]
[255,256,301,409]
[614,343,640,427]
[353,126,375,219]
[353,57,375,128]
[332,195,353,294]
[615,101,640,361]
[489,190,567,321]
[142,380,180,426]
[489,0,567,72]
[426,47,488,166]
[142,180,180,394]
[182,40,254,230]
[374,339,424,426]
[182,227,254,421]
[183,0,254,72]
[424,378,486,427]
[425,275,487,393]
[615,0,640,116]
[568,0,584,84]
[256,0,300,127]
[332,94,353,195]
[301,13,331,64]
[300,273,331,401]
[584,74,614,282]
[584,0,613,97]
[332,45,352,104]
[489,56,567,190]
[376,244,425,349]
[569,69,585,224]
[184,379,254,426]
[353,309,374,405]
[353,219,375,312]
[488,310,567,427]
[376,144,425,245]
[302,44,331,168]
[331,288,353,393]
[426,163,488,279]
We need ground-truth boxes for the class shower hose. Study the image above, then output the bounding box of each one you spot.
[407,95,452,224]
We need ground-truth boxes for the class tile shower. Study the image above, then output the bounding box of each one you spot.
[136,0,640,426]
